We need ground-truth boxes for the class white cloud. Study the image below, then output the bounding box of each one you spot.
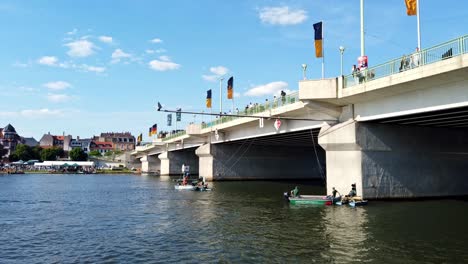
[244,81,290,97]
[47,93,72,103]
[99,35,113,43]
[145,49,155,54]
[202,66,229,82]
[148,58,180,71]
[210,66,228,76]
[111,48,132,63]
[158,55,170,62]
[18,86,39,92]
[155,48,166,53]
[64,40,96,57]
[150,38,163,43]
[43,81,71,91]
[259,6,307,25]
[0,108,65,118]
[37,56,59,66]
[21,108,64,117]
[66,28,78,35]
[80,64,106,73]
[13,61,32,68]
[202,75,219,82]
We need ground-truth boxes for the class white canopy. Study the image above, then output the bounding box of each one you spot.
[34,161,95,167]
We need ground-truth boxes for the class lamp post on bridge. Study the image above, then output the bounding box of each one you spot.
[301,64,307,80]
[339,46,345,76]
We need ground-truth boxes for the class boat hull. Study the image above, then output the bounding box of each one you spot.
[174,185,196,190]
[288,195,339,206]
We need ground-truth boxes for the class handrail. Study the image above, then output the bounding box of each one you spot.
[201,91,300,129]
[343,35,468,88]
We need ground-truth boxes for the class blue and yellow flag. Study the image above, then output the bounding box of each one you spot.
[405,0,416,16]
[148,127,152,137]
[313,22,323,58]
[227,77,233,99]
[206,89,212,108]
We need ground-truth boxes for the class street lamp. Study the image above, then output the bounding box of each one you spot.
[339,46,345,76]
[301,64,307,80]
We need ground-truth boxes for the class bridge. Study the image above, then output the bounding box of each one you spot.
[133,35,468,199]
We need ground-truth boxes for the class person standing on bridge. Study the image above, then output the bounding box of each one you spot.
[411,47,420,68]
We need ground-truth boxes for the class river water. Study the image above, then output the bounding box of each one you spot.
[0,174,467,263]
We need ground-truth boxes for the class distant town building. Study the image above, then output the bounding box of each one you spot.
[20,137,39,147]
[70,137,93,153]
[95,132,136,151]
[90,141,114,154]
[39,133,72,151]
[0,124,21,158]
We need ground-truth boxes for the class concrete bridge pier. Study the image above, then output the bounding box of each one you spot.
[196,142,326,181]
[140,155,160,174]
[319,120,468,199]
[158,149,199,176]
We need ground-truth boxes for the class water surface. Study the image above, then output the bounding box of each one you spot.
[0,174,467,263]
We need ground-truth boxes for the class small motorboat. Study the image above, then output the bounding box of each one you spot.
[349,200,368,207]
[338,196,368,207]
[174,184,196,190]
[194,186,212,192]
[284,192,341,205]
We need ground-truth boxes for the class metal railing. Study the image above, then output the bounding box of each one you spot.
[344,35,468,88]
[201,91,300,129]
[162,130,186,141]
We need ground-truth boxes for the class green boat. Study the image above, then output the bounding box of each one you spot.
[285,194,341,205]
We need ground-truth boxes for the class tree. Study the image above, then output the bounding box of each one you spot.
[10,144,33,161]
[88,150,101,157]
[69,148,88,161]
[31,146,43,161]
[41,147,64,161]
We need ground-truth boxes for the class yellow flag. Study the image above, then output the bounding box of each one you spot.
[405,0,417,16]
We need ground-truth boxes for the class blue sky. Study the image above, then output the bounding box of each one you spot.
[0,0,467,141]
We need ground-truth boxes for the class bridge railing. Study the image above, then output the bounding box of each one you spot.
[344,35,468,88]
[162,130,186,141]
[201,91,299,129]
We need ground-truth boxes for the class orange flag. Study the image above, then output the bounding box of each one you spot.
[405,0,417,16]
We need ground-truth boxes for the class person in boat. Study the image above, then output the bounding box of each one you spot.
[181,163,186,177]
[182,175,188,186]
[290,186,299,198]
[331,187,340,198]
[347,183,357,197]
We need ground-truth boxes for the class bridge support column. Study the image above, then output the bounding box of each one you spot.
[319,121,468,199]
[196,142,325,181]
[159,150,199,176]
[140,155,160,174]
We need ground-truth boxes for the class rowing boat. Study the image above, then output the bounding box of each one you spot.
[174,185,196,190]
[285,193,341,205]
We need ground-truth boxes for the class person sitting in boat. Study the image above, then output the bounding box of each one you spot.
[347,183,357,197]
[182,175,188,186]
[290,186,300,198]
[331,187,340,198]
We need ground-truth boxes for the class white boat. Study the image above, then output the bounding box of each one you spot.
[174,185,196,190]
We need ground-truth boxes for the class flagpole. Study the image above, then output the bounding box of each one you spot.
[416,0,421,49]
[219,77,224,115]
[321,20,324,79]
[360,0,365,56]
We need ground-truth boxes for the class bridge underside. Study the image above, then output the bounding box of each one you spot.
[320,106,468,199]
[197,129,326,181]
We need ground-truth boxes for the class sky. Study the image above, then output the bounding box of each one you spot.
[0,0,467,141]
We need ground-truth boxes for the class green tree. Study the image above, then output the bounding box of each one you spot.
[11,144,33,161]
[31,146,43,161]
[40,147,64,161]
[88,150,101,157]
[69,148,88,161]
